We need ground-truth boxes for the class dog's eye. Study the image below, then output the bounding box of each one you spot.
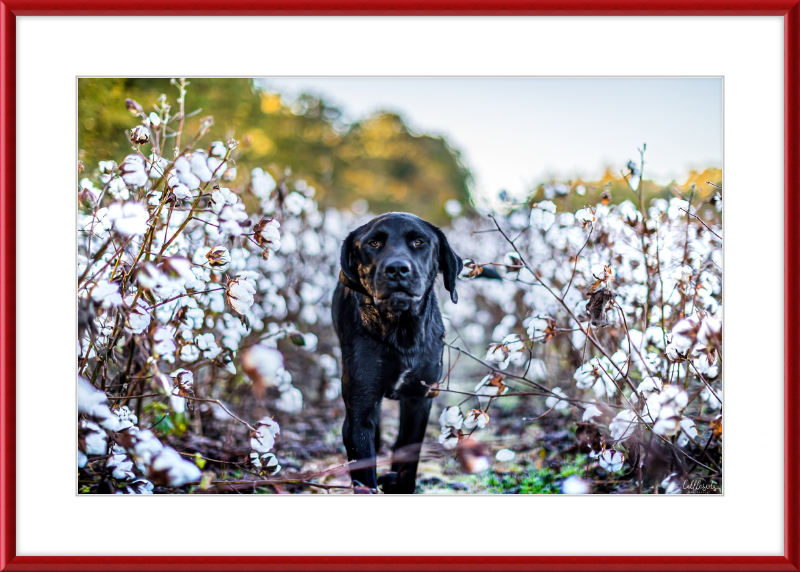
[413,240,424,247]
[368,240,380,248]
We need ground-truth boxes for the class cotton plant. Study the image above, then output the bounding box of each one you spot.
[77,85,356,493]
[439,167,721,492]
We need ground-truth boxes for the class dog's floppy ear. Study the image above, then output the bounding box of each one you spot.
[339,230,371,298]
[427,223,463,304]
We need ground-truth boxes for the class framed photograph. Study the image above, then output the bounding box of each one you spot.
[1,2,798,571]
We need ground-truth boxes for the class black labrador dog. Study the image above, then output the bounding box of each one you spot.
[332,212,463,493]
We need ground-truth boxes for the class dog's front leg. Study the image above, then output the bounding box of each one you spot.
[342,401,381,490]
[386,396,432,494]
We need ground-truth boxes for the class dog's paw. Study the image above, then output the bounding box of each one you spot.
[377,472,398,493]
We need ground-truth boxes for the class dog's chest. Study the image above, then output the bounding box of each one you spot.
[382,354,440,399]
[392,368,413,392]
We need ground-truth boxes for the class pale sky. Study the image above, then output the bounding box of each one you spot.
[256,78,722,207]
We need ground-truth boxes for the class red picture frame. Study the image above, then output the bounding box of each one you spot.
[1,3,798,572]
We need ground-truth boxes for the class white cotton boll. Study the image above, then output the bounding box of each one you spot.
[284,192,306,216]
[80,420,108,456]
[573,362,596,390]
[525,316,550,340]
[438,428,459,450]
[582,405,602,422]
[599,449,625,472]
[255,219,282,252]
[146,154,169,178]
[206,158,224,179]
[180,344,200,363]
[463,409,489,430]
[661,473,683,494]
[80,178,101,202]
[250,418,280,454]
[107,453,135,480]
[125,302,151,334]
[700,387,723,410]
[91,280,123,309]
[151,447,202,487]
[78,376,122,430]
[277,386,304,413]
[575,208,596,226]
[258,453,281,475]
[302,332,318,352]
[83,208,113,237]
[445,199,462,217]
[250,167,277,199]
[653,406,681,436]
[226,276,257,315]
[242,345,284,386]
[562,475,590,494]
[637,376,663,398]
[114,406,139,431]
[670,316,700,352]
[190,151,214,182]
[153,327,176,357]
[645,325,666,349]
[495,449,515,462]
[697,316,722,347]
[130,430,165,472]
[120,154,148,187]
[195,333,222,359]
[210,140,226,158]
[677,418,698,447]
[324,378,342,401]
[545,387,569,411]
[108,177,130,200]
[299,304,318,324]
[147,190,163,207]
[174,156,201,190]
[211,187,238,213]
[279,231,296,253]
[462,323,485,345]
[609,409,637,442]
[530,200,556,230]
[658,384,689,411]
[108,202,149,236]
[439,406,464,430]
[319,354,338,377]
[249,428,275,457]
[98,160,117,182]
[526,358,547,381]
[300,229,321,256]
[571,325,587,351]
[172,183,192,201]
[219,204,249,237]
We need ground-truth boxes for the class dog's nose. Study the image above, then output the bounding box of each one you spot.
[384,259,412,279]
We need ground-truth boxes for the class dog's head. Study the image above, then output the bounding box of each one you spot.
[339,212,463,315]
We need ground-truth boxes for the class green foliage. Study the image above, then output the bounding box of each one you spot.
[147,401,188,437]
[483,455,589,494]
[78,78,472,224]
[416,454,590,494]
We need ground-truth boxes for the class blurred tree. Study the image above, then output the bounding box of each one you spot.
[78,78,472,224]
